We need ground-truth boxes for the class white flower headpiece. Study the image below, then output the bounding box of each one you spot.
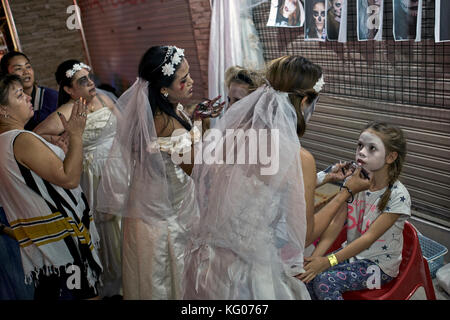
[313,75,325,93]
[161,46,185,77]
[65,62,91,79]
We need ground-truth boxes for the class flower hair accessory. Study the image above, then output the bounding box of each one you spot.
[65,62,91,79]
[161,46,185,77]
[313,75,325,93]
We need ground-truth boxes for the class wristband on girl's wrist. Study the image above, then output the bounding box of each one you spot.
[327,253,339,267]
[340,184,354,203]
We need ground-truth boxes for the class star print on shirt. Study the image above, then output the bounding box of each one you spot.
[385,206,391,211]
[386,254,391,259]
[366,191,371,196]
[382,245,388,251]
[400,196,406,202]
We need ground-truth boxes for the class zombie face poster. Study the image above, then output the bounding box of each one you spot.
[305,0,326,41]
[393,0,422,41]
[357,0,383,41]
[326,0,347,42]
[267,0,305,28]
[435,0,450,42]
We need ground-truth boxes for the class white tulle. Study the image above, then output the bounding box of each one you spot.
[183,84,310,300]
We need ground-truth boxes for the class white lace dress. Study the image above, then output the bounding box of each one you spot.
[81,106,122,297]
[121,125,201,299]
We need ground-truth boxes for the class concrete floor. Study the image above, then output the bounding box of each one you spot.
[410,278,450,300]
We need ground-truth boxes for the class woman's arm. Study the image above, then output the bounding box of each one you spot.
[14,100,87,189]
[34,103,73,137]
[310,202,348,257]
[299,212,401,283]
[300,148,317,246]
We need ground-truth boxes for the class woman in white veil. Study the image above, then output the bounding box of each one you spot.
[182,56,318,299]
[96,46,222,299]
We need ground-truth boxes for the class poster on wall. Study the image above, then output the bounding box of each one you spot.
[326,0,347,42]
[393,0,422,41]
[357,0,384,41]
[267,0,305,27]
[305,0,326,41]
[435,0,450,42]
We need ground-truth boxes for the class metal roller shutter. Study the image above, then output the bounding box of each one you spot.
[303,95,450,225]
[77,0,206,99]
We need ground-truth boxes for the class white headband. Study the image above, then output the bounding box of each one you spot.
[161,46,185,77]
[65,62,91,79]
[313,75,325,93]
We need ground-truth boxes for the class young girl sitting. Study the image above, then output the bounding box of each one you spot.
[298,121,410,300]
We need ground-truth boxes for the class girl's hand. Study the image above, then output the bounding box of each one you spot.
[296,256,331,283]
[193,95,225,120]
[59,98,87,137]
[344,167,371,194]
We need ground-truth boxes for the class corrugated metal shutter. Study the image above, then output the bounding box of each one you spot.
[303,95,450,225]
[78,0,206,99]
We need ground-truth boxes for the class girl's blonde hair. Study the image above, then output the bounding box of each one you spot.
[363,121,407,212]
[265,55,322,137]
[224,66,264,94]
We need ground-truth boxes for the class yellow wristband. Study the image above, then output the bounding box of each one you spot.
[327,253,338,267]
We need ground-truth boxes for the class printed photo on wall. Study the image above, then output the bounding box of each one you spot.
[267,0,305,28]
[393,0,422,41]
[326,0,347,42]
[357,0,384,41]
[435,0,450,42]
[305,0,326,41]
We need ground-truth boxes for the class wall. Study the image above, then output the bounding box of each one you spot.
[8,0,86,90]
[77,0,211,99]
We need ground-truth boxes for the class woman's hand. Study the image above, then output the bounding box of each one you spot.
[58,98,87,137]
[324,162,354,184]
[192,95,225,120]
[296,256,331,283]
[345,167,371,195]
[49,132,70,154]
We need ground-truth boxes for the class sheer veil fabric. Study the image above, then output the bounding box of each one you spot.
[96,78,199,299]
[183,84,310,299]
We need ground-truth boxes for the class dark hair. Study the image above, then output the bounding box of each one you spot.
[54,59,83,107]
[138,46,191,131]
[362,121,407,213]
[0,51,30,75]
[265,55,322,137]
[0,74,23,106]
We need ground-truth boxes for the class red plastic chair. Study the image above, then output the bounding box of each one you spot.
[325,221,436,300]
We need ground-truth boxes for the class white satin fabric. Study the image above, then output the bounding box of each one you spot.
[81,104,122,297]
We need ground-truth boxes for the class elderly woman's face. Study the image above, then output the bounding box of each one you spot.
[2,82,33,124]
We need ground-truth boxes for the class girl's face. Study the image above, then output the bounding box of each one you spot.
[65,68,96,101]
[165,58,194,104]
[313,2,325,31]
[355,129,387,172]
[283,0,297,17]
[2,82,33,124]
[227,81,250,110]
